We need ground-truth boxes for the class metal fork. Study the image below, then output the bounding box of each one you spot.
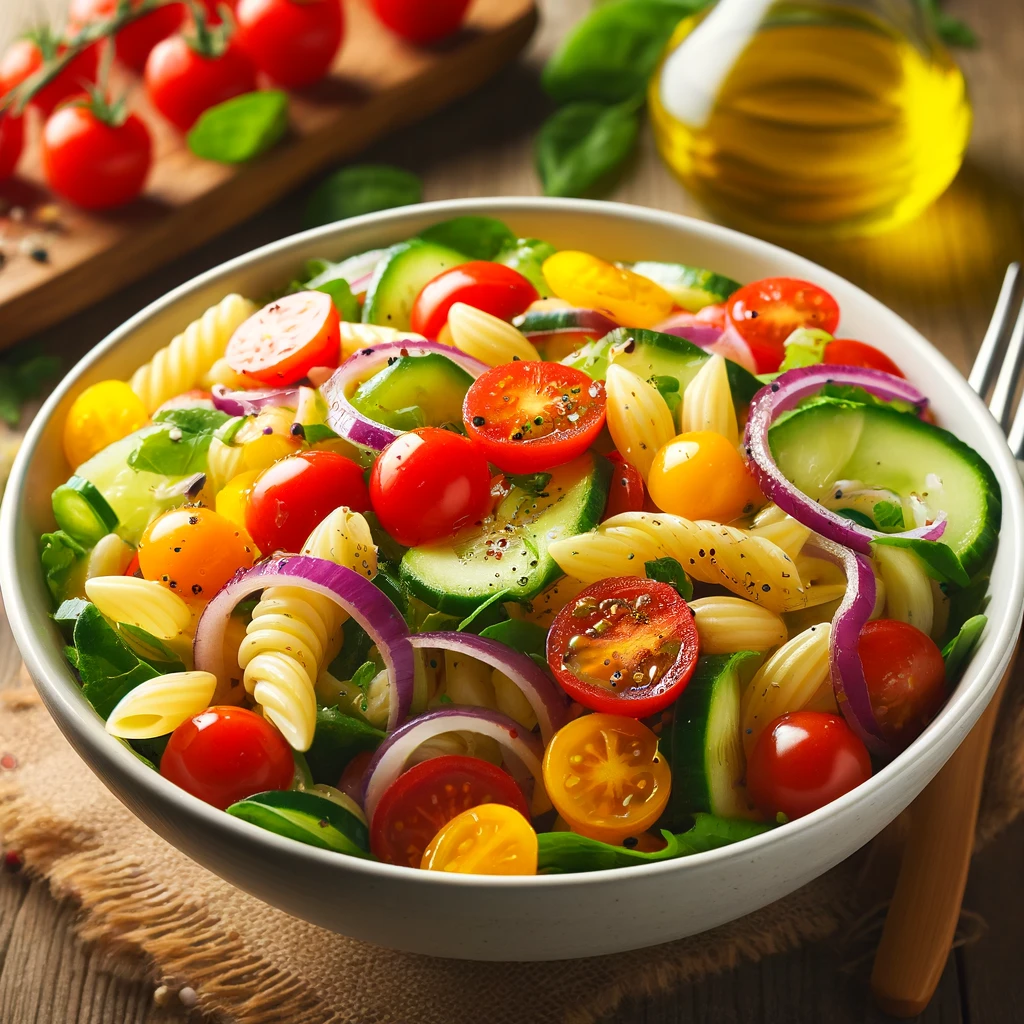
[871,262,1024,1016]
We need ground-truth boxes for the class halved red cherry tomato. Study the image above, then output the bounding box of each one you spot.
[547,577,699,717]
[69,0,187,71]
[410,262,538,340]
[746,711,871,821]
[371,0,472,44]
[0,31,99,115]
[858,619,945,750]
[369,427,491,548]
[602,452,645,519]
[370,754,530,867]
[463,361,606,474]
[235,0,344,88]
[824,339,905,378]
[226,291,340,385]
[161,706,294,809]
[727,278,840,374]
[245,450,370,554]
[0,112,24,182]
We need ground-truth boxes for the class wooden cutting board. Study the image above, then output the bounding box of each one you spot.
[0,0,537,349]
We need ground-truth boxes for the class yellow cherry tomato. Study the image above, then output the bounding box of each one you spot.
[215,469,262,537]
[647,430,763,522]
[542,714,671,845]
[541,251,675,329]
[63,380,149,469]
[421,803,538,875]
[138,506,255,600]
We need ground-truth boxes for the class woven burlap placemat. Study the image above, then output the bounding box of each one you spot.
[1,645,1022,1024]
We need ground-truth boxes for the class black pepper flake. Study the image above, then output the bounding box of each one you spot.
[622,836,639,849]
[189,515,200,526]
[761,584,771,592]
[290,422,305,438]
[192,584,203,595]
[770,382,780,393]
[472,416,486,426]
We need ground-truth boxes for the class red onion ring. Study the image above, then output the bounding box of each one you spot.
[305,248,387,298]
[321,341,490,451]
[362,705,547,821]
[194,556,416,733]
[212,384,300,417]
[408,631,570,743]
[743,366,945,555]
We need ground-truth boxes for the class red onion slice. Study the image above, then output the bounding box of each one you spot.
[743,365,945,555]
[212,384,300,417]
[408,631,570,743]
[321,341,490,452]
[194,556,415,732]
[362,705,547,821]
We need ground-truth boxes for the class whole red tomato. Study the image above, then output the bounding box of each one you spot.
[41,101,152,209]
[0,32,99,116]
[372,0,473,44]
[0,112,24,181]
[234,0,344,89]
[69,0,188,71]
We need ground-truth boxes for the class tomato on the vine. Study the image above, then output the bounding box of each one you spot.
[727,277,841,373]
[371,0,472,44]
[0,30,99,116]
[824,339,905,378]
[234,0,344,89]
[746,711,872,821]
[410,262,538,340]
[369,427,492,548]
[602,452,645,519]
[69,0,188,71]
[858,619,946,749]
[161,705,294,809]
[463,361,607,474]
[370,755,530,867]
[547,577,699,717]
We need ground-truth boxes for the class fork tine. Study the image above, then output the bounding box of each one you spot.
[987,299,1024,427]
[1007,397,1024,458]
[969,262,1020,396]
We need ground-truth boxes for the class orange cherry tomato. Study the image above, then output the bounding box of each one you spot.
[421,803,538,875]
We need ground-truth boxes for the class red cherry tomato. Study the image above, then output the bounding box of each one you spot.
[160,706,294,809]
[41,103,152,210]
[727,278,841,374]
[125,552,142,577]
[0,35,99,116]
[858,619,946,750]
[463,361,607,474]
[746,711,872,821]
[234,0,344,88]
[226,292,340,386]
[547,577,700,717]
[0,112,23,181]
[245,449,370,555]
[145,33,256,131]
[410,262,539,340]
[69,0,187,71]
[371,0,472,44]
[369,427,492,548]
[824,339,905,379]
[337,749,373,805]
[370,755,530,867]
[602,452,645,519]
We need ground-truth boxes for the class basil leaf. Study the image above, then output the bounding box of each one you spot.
[128,734,169,770]
[870,536,969,587]
[293,261,361,319]
[507,472,552,496]
[836,508,876,530]
[418,216,516,261]
[644,556,693,600]
[128,429,213,476]
[115,623,185,672]
[39,530,85,600]
[872,500,905,530]
[0,352,60,426]
[536,100,641,198]
[496,238,558,297]
[304,165,422,229]
[941,614,987,681]
[54,596,90,638]
[188,90,289,163]
[538,830,682,873]
[943,569,991,645]
[327,618,376,683]
[349,661,377,694]
[313,277,360,320]
[457,589,512,634]
[917,0,977,47]
[153,407,229,433]
[673,813,775,854]
[305,705,384,785]
[302,423,341,445]
[478,619,550,663]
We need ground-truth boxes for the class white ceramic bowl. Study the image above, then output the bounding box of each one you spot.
[3,199,1022,961]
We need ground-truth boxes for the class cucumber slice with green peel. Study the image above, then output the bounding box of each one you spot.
[52,475,119,546]
[769,401,1001,577]
[496,238,557,297]
[665,651,760,823]
[226,789,372,857]
[349,352,474,432]
[400,451,611,614]
[361,239,468,330]
[626,261,741,312]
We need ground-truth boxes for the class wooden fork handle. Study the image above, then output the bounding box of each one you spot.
[870,658,1014,1017]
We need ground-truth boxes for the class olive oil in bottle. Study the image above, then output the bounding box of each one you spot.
[649,0,971,239]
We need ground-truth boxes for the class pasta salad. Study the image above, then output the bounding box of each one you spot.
[42,216,999,875]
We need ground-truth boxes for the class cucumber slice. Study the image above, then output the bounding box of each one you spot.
[496,238,558,297]
[401,451,610,614]
[666,651,759,822]
[52,475,119,546]
[350,352,474,432]
[362,239,468,330]
[769,401,1001,577]
[226,789,372,857]
[627,261,741,312]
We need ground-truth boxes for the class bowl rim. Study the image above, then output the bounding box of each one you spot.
[4,195,1023,891]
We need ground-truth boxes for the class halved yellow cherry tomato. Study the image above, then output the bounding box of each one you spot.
[63,380,149,469]
[647,430,762,522]
[541,251,675,329]
[215,469,262,541]
[421,803,538,875]
[542,714,671,844]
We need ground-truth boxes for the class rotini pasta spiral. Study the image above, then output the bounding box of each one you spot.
[446,303,541,365]
[205,437,247,495]
[105,671,217,739]
[203,356,253,391]
[604,364,676,481]
[688,596,788,654]
[130,294,257,413]
[339,321,424,360]
[301,507,377,581]
[874,544,934,636]
[748,504,812,562]
[680,355,738,444]
[85,576,192,639]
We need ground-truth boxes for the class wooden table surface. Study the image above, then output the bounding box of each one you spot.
[2,0,1023,1021]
